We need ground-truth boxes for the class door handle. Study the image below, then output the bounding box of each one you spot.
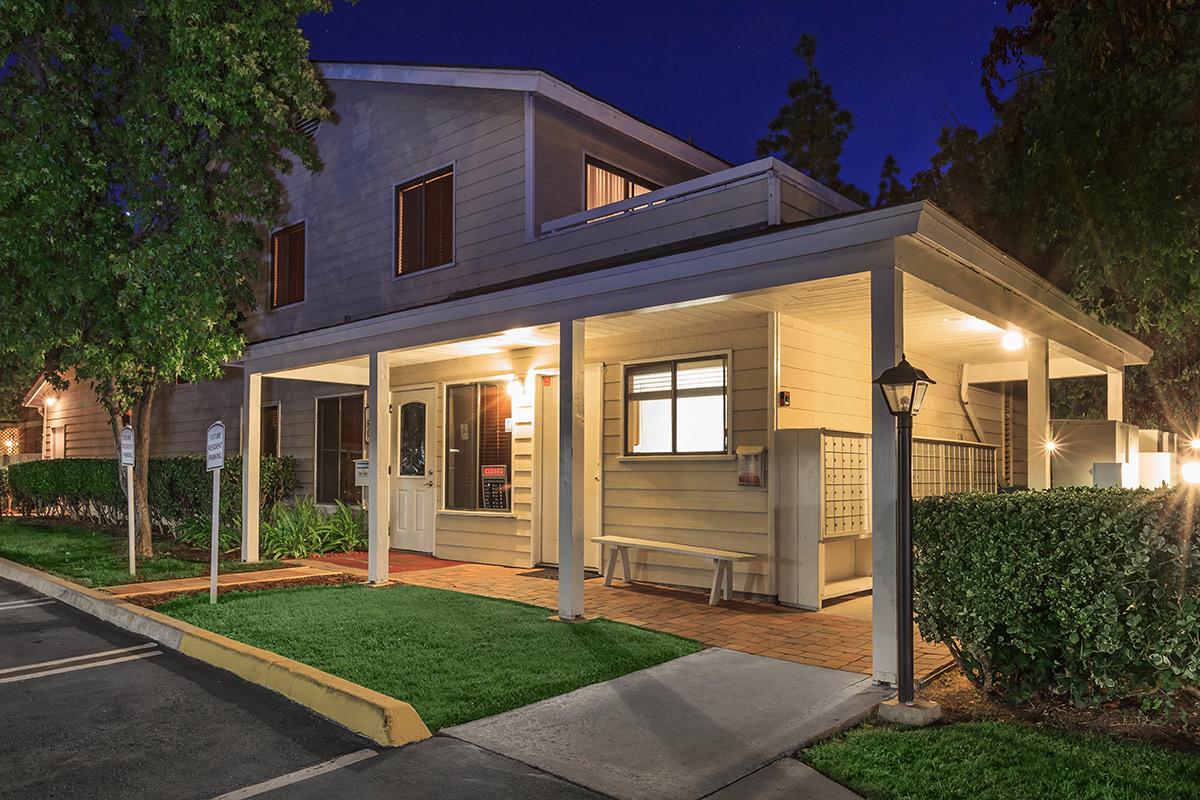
[424,480,434,487]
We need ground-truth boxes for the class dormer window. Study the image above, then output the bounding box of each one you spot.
[585,157,658,210]
[396,166,454,274]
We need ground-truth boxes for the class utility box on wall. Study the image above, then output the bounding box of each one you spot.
[775,428,873,610]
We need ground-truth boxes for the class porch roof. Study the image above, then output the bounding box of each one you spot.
[241,201,1151,377]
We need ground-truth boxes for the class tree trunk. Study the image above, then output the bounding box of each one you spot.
[130,384,156,557]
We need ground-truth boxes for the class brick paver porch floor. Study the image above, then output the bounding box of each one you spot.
[393,562,952,680]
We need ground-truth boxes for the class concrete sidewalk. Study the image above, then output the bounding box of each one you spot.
[446,648,882,800]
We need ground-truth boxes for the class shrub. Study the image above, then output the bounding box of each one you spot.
[913,486,1200,707]
[175,511,243,552]
[7,455,298,536]
[261,497,367,560]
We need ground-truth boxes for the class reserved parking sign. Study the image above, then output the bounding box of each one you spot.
[206,422,225,472]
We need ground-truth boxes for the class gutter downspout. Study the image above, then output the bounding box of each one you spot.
[958,364,986,444]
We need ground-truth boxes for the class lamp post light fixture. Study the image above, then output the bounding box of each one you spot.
[874,354,935,705]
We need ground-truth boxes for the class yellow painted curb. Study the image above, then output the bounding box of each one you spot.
[178,630,430,746]
[0,556,431,747]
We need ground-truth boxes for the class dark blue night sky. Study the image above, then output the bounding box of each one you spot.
[303,1,1018,192]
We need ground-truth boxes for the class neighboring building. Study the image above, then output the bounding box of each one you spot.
[23,63,1151,687]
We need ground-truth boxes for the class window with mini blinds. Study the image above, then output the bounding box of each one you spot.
[445,382,513,512]
[396,167,454,274]
[624,356,729,455]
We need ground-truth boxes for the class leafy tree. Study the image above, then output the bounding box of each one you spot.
[0,2,331,555]
[910,1,1200,430]
[757,35,869,205]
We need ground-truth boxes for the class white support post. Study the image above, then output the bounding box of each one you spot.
[871,268,903,688]
[558,318,586,619]
[368,352,392,584]
[1107,368,1124,423]
[1027,335,1051,489]
[241,372,262,563]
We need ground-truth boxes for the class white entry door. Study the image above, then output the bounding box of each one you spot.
[538,367,602,568]
[391,388,436,553]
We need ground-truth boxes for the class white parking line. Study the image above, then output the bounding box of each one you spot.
[0,642,158,676]
[0,650,162,684]
[209,748,378,800]
[0,599,56,611]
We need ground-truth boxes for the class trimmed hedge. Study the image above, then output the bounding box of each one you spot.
[6,455,298,534]
[914,487,1200,707]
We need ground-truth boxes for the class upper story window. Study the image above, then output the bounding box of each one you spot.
[270,222,305,309]
[586,157,659,210]
[396,166,454,275]
[624,355,729,456]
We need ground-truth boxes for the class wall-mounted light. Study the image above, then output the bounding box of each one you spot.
[1045,440,1058,454]
[44,396,57,408]
[1001,331,1025,352]
[1189,437,1200,451]
[507,376,525,399]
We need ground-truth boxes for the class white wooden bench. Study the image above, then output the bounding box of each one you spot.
[591,535,756,606]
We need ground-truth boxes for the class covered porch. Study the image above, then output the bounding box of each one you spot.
[237,201,1150,688]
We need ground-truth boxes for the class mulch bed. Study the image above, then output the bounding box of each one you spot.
[124,572,364,608]
[922,667,1200,752]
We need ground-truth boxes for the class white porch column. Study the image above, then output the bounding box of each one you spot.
[368,352,392,584]
[558,318,586,619]
[1027,335,1051,489]
[870,269,902,687]
[1106,368,1124,422]
[241,371,262,563]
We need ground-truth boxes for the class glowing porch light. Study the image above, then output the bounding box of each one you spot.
[506,376,525,399]
[1190,437,1200,451]
[1045,439,1058,454]
[1182,461,1200,485]
[1001,331,1025,351]
[44,396,57,407]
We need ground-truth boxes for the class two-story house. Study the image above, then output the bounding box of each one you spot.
[24,62,1151,688]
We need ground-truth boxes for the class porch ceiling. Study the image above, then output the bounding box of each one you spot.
[265,272,1106,384]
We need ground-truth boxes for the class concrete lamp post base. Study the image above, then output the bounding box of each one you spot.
[877,697,943,727]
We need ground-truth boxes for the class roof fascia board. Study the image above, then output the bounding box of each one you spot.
[316,62,728,174]
[245,208,917,372]
[912,202,1152,365]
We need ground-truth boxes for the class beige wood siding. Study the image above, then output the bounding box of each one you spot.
[777,313,997,444]
[38,378,112,458]
[533,96,710,229]
[588,315,771,595]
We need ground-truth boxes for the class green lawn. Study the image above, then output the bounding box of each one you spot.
[804,720,1200,800]
[0,518,281,588]
[160,582,702,730]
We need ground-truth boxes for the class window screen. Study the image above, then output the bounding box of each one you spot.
[625,356,728,455]
[396,167,454,274]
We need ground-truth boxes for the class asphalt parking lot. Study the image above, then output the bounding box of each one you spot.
[0,577,604,800]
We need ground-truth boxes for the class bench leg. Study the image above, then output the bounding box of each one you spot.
[724,559,733,601]
[709,559,726,606]
[604,547,620,587]
[619,546,632,583]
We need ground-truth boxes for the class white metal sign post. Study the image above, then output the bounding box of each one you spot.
[206,422,225,605]
[120,426,136,576]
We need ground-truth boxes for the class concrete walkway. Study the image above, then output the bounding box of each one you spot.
[445,648,883,800]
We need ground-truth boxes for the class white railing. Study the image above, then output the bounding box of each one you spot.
[539,156,855,238]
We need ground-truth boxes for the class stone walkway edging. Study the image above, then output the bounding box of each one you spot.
[0,556,430,748]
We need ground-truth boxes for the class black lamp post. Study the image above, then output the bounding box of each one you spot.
[873,354,935,705]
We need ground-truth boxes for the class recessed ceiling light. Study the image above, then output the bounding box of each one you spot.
[1002,331,1025,351]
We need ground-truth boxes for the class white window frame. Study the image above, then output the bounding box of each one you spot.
[441,375,516,516]
[267,218,307,311]
[392,161,457,281]
[312,390,366,506]
[620,350,733,459]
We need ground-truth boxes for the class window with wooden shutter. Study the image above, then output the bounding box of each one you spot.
[270,222,305,308]
[396,167,454,275]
